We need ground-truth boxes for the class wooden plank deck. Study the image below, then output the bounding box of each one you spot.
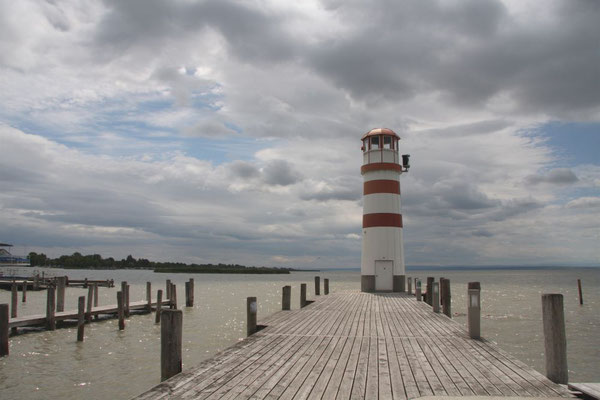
[135,292,573,400]
[568,383,600,399]
[8,299,169,329]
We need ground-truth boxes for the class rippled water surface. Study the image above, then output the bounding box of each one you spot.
[0,267,598,399]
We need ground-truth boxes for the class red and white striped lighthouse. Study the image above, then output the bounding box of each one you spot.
[360,128,410,292]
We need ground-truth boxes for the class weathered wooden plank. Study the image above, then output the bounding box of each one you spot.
[135,292,573,400]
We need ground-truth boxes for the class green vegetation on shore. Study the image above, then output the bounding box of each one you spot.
[28,252,292,274]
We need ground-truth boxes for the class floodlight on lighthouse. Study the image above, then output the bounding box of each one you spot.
[360,128,408,293]
[402,154,410,171]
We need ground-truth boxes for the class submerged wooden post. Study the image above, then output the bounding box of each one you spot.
[156,290,163,323]
[324,279,329,295]
[0,304,8,356]
[415,279,422,301]
[161,309,182,382]
[577,279,583,305]
[77,296,85,341]
[46,286,56,330]
[542,294,568,384]
[468,283,481,339]
[86,285,93,322]
[426,277,434,306]
[441,278,452,318]
[56,276,66,312]
[22,280,27,303]
[314,276,320,296]
[166,279,171,300]
[407,277,412,295]
[117,291,125,330]
[247,297,257,336]
[11,282,17,318]
[147,282,152,312]
[300,283,307,308]
[432,282,440,313]
[282,286,291,310]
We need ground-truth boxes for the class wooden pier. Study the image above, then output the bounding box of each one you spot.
[136,291,573,399]
[8,299,168,330]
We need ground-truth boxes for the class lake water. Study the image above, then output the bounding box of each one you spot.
[0,267,598,399]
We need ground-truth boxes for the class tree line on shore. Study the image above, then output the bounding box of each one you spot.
[27,252,292,274]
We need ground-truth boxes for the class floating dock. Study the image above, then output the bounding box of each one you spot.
[135,291,573,399]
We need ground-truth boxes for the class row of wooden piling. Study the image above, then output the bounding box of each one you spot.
[407,275,570,386]
[160,276,331,382]
[0,277,196,356]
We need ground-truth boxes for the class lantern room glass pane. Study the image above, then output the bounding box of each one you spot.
[371,136,380,148]
[383,136,391,149]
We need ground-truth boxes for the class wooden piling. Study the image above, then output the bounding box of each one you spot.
[57,276,66,312]
[93,283,99,307]
[125,284,130,317]
[415,279,422,301]
[407,277,412,295]
[190,279,194,306]
[185,282,190,307]
[441,278,452,318]
[147,282,152,312]
[117,291,125,330]
[160,309,183,382]
[577,279,583,305]
[121,281,129,317]
[186,279,194,307]
[0,304,8,356]
[314,276,320,296]
[171,284,177,310]
[324,279,329,295]
[426,277,434,306]
[439,277,444,305]
[468,285,481,339]
[247,297,257,336]
[77,296,85,341]
[156,290,163,324]
[432,282,440,313]
[46,286,56,330]
[300,283,307,308]
[33,274,40,290]
[282,286,291,310]
[22,280,27,303]
[86,285,93,322]
[542,293,568,384]
[166,279,171,300]
[11,282,17,318]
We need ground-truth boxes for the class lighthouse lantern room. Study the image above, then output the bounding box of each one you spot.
[360,128,410,292]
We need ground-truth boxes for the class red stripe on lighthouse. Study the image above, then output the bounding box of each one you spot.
[364,180,400,195]
[362,213,403,228]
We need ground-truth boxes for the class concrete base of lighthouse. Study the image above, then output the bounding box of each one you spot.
[361,275,375,292]
[393,275,406,292]
[361,274,406,293]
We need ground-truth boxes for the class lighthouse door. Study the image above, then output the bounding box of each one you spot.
[374,260,393,291]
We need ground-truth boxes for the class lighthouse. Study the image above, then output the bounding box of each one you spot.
[360,128,410,292]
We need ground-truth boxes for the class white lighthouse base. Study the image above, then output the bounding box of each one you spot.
[361,274,406,292]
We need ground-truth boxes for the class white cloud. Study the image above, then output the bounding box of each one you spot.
[0,0,598,267]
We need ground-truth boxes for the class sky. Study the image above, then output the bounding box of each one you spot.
[0,0,599,268]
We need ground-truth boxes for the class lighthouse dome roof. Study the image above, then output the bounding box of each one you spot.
[361,128,400,140]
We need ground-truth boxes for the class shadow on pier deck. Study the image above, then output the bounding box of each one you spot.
[135,291,573,400]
